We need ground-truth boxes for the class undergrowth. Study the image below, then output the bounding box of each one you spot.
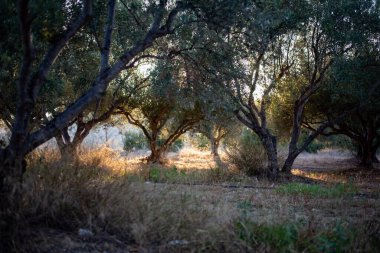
[127,164,246,184]
[9,148,379,252]
[235,219,360,252]
[276,182,358,198]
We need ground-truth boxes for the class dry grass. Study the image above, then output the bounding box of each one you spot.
[15,147,380,252]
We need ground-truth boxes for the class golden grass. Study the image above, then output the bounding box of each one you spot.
[18,147,380,252]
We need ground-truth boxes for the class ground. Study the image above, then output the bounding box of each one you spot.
[19,148,380,252]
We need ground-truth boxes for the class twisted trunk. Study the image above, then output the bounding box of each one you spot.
[210,136,226,169]
[147,140,167,164]
[261,133,279,179]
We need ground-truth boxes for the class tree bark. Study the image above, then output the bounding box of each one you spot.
[210,135,220,158]
[147,140,166,164]
[0,149,24,252]
[147,149,164,163]
[261,133,279,179]
[210,135,229,170]
[282,151,299,173]
[357,140,378,168]
[372,146,379,164]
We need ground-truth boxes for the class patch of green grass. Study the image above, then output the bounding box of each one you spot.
[148,165,186,182]
[276,182,357,198]
[236,220,355,253]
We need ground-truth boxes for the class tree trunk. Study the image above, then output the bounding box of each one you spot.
[147,149,162,163]
[359,149,374,168]
[235,111,279,179]
[0,149,24,251]
[373,149,379,164]
[210,137,219,158]
[355,139,379,168]
[371,142,379,163]
[210,137,226,170]
[147,140,165,164]
[282,151,299,173]
[55,134,80,162]
[261,134,279,179]
[358,141,374,168]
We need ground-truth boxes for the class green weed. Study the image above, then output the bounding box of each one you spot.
[148,165,186,182]
[276,182,357,198]
[236,220,356,253]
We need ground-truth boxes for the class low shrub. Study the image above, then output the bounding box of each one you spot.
[226,129,267,177]
[123,131,147,151]
[236,219,358,253]
[148,165,186,182]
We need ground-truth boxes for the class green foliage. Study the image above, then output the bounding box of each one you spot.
[276,183,357,198]
[157,138,184,152]
[227,129,267,177]
[314,223,353,253]
[148,165,186,183]
[236,220,356,253]
[123,131,147,151]
[237,221,298,252]
[318,134,356,151]
[299,131,325,153]
[191,133,210,151]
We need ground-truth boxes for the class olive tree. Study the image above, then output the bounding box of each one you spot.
[117,61,203,163]
[0,0,195,248]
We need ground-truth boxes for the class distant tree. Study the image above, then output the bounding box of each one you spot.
[301,53,380,168]
[54,74,147,160]
[222,1,304,178]
[194,98,240,168]
[117,61,203,163]
[269,0,380,172]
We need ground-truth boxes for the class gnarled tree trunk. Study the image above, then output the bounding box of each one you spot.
[147,140,167,164]
[260,132,279,179]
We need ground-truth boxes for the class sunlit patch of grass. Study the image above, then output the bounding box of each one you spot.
[276,182,357,197]
[79,146,129,173]
[167,147,218,170]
